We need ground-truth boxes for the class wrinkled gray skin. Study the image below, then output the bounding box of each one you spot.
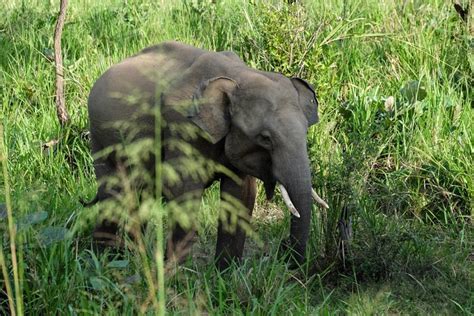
[88,41,319,269]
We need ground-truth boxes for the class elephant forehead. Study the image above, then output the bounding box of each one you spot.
[236,95,275,112]
[263,106,308,135]
[236,86,298,111]
[231,105,305,140]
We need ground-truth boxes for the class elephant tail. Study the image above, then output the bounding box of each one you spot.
[80,195,99,207]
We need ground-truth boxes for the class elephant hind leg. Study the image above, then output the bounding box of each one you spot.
[165,223,197,264]
[215,175,257,270]
[89,139,125,249]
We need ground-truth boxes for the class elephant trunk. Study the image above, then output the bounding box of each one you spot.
[273,145,313,263]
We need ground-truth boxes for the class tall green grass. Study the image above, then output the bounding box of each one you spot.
[1,0,472,314]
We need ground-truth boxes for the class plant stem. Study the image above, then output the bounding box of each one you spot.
[54,0,69,126]
[0,124,23,315]
[155,89,166,316]
[0,242,16,316]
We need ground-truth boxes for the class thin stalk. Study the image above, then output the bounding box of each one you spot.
[154,91,165,316]
[0,242,16,316]
[135,232,159,312]
[0,124,23,315]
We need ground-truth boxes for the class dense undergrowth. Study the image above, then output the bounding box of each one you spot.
[1,0,473,314]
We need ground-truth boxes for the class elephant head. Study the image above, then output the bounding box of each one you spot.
[187,70,320,263]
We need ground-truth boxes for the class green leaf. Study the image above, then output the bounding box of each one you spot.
[38,226,70,246]
[0,204,6,220]
[124,274,141,285]
[89,276,107,290]
[400,80,427,104]
[107,260,129,269]
[17,211,48,230]
[42,48,54,62]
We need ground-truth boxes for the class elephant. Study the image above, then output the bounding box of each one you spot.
[87,41,326,269]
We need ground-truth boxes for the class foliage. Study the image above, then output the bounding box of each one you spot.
[1,0,473,314]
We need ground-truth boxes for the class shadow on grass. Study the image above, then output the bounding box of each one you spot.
[306,213,473,314]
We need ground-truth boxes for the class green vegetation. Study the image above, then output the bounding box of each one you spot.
[1,0,473,314]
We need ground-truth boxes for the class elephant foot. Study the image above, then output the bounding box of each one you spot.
[214,253,244,271]
[165,229,197,265]
[279,238,305,269]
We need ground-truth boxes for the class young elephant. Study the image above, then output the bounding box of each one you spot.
[87,41,325,269]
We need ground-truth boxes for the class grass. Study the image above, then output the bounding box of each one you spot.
[1,0,473,314]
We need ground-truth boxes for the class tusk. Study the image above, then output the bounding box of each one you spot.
[278,184,300,218]
[279,185,329,216]
[312,189,329,209]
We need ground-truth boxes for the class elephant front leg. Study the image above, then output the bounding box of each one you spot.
[165,180,205,265]
[215,175,256,270]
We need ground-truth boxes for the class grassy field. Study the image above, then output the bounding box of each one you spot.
[1,0,473,314]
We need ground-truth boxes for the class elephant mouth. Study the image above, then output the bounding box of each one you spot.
[263,178,276,200]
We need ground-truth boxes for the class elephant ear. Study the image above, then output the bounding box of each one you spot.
[291,78,319,126]
[187,76,238,144]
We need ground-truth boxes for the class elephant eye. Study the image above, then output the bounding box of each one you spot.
[257,131,272,149]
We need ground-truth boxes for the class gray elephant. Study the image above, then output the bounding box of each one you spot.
[87,41,325,269]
